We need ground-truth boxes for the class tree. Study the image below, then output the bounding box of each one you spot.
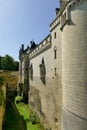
[0,54,19,71]
[14,61,19,71]
[0,56,2,69]
[1,55,15,70]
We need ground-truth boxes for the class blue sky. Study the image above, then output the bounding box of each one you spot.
[0,0,59,61]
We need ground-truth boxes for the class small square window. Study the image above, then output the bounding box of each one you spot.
[54,67,57,75]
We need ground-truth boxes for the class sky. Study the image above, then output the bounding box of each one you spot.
[0,0,59,61]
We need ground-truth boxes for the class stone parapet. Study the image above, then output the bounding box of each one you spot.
[60,0,87,29]
[50,16,60,32]
[29,35,51,59]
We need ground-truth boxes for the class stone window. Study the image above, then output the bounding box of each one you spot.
[54,67,57,75]
[54,46,57,59]
[39,58,46,85]
[54,32,56,39]
[55,118,58,123]
[29,63,33,80]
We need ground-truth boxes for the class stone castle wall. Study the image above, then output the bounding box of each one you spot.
[62,1,87,130]
[19,1,87,130]
[29,24,62,130]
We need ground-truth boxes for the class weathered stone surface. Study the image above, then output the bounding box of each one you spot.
[62,1,87,130]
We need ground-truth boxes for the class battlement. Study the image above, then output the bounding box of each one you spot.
[29,34,51,59]
[50,15,60,32]
[50,0,82,31]
[60,0,84,29]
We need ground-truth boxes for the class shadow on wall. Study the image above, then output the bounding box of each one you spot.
[39,57,46,85]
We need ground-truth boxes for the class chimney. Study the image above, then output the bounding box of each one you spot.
[21,44,24,51]
[55,8,60,16]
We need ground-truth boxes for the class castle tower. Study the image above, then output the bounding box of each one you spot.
[62,0,87,130]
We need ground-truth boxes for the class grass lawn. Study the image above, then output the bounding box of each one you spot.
[15,98,45,130]
[3,102,19,130]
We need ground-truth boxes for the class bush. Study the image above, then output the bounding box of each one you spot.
[0,76,5,86]
[15,96,23,104]
[29,114,36,124]
[29,112,40,124]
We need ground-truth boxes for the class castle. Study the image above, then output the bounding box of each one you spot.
[18,0,87,130]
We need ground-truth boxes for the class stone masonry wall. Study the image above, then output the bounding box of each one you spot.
[19,1,87,130]
[62,1,87,130]
[29,24,62,130]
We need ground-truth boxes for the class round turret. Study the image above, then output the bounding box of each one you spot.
[62,0,87,130]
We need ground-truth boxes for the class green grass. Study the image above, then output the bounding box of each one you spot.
[15,98,45,130]
[3,103,19,130]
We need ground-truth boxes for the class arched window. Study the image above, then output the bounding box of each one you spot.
[54,46,57,59]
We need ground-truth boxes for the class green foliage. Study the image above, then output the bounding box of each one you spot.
[3,102,20,130]
[0,56,2,69]
[1,55,14,70]
[0,76,5,86]
[29,114,36,124]
[15,96,23,103]
[14,61,19,71]
[0,55,19,71]
[15,101,45,130]
[29,112,40,124]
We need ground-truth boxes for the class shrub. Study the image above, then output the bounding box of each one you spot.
[29,114,36,124]
[29,112,40,124]
[15,96,23,104]
[0,76,5,86]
